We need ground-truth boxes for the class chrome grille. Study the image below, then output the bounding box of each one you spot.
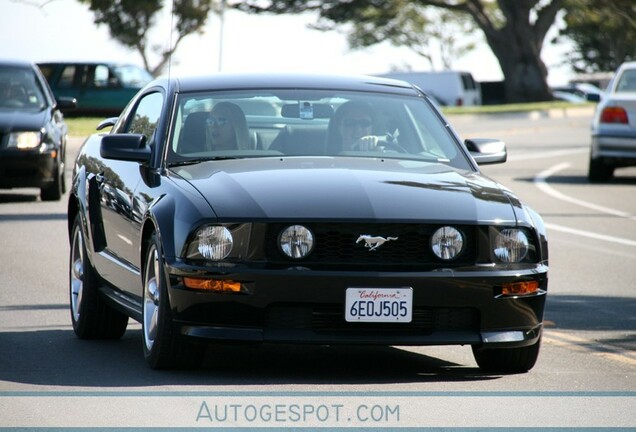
[265,223,476,269]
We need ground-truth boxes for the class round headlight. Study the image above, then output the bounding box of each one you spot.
[494,229,529,263]
[195,226,233,260]
[279,225,314,259]
[431,226,463,260]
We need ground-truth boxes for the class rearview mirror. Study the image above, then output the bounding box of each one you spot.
[281,102,334,119]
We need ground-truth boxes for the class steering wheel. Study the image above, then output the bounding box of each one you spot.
[378,140,408,153]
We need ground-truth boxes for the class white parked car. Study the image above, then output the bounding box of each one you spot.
[589,61,636,182]
[377,71,481,107]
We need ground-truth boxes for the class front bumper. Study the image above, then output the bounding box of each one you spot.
[165,262,547,348]
[0,149,58,189]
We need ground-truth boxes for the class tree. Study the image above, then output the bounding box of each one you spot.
[78,0,217,76]
[559,0,636,73]
[312,1,476,71]
[235,0,564,103]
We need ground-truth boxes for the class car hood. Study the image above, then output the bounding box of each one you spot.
[0,108,47,132]
[172,157,516,223]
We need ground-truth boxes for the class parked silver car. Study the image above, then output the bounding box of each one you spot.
[588,61,636,182]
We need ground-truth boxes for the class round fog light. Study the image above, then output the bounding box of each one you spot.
[279,225,314,259]
[431,226,464,260]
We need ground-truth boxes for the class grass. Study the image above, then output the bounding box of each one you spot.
[63,101,595,137]
[65,117,108,137]
[441,101,596,115]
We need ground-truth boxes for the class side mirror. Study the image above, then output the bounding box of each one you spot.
[586,93,601,103]
[100,134,151,163]
[56,96,76,112]
[465,138,507,165]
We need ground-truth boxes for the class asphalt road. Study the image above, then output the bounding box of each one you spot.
[0,111,635,428]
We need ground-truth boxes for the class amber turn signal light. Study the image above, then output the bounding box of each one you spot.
[183,277,242,293]
[501,281,539,296]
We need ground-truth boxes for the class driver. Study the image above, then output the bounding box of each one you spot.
[332,100,380,151]
[0,82,10,101]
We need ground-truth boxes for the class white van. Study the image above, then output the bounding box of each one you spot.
[377,71,482,106]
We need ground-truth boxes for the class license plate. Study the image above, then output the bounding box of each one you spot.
[345,288,413,323]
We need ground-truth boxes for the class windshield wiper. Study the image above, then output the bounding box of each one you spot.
[168,156,239,167]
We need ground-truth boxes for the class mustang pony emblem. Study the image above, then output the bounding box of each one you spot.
[356,235,398,251]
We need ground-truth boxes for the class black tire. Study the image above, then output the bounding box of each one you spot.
[588,157,613,183]
[69,214,128,339]
[40,165,63,201]
[472,337,541,374]
[142,232,205,369]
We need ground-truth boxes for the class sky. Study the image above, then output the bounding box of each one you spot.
[1,0,574,86]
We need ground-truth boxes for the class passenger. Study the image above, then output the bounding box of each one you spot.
[9,84,28,104]
[0,82,11,101]
[327,100,380,152]
[206,101,251,150]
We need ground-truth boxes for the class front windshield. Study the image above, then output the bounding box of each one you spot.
[0,66,46,110]
[167,89,471,169]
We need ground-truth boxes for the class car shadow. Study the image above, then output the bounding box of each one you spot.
[518,174,636,185]
[1,293,632,388]
[0,326,498,388]
[545,294,636,330]
[0,212,67,222]
[0,192,39,204]
[544,293,636,352]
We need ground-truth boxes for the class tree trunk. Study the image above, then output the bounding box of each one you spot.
[487,28,552,103]
[457,0,563,103]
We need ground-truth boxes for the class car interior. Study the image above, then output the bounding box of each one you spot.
[168,90,462,167]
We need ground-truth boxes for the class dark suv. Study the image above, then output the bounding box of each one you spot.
[38,62,152,116]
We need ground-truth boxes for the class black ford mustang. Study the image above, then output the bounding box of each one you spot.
[68,73,548,372]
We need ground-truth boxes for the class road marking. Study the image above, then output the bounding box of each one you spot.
[544,330,636,368]
[533,163,636,247]
[535,163,636,220]
[509,147,587,162]
[544,223,636,247]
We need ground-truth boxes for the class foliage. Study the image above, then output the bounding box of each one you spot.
[234,0,474,69]
[234,0,564,103]
[309,1,476,70]
[559,0,636,73]
[78,0,216,76]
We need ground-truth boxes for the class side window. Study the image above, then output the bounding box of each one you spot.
[94,65,110,88]
[38,65,54,81]
[127,92,163,139]
[461,74,476,90]
[58,65,76,88]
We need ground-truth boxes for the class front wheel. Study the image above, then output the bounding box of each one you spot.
[41,165,63,201]
[142,232,205,369]
[69,214,128,339]
[472,338,541,374]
